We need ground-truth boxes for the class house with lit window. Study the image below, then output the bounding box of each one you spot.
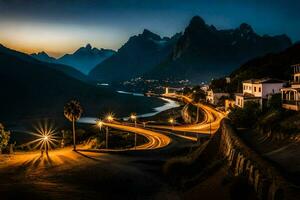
[281,64,300,111]
[206,89,229,105]
[235,78,285,108]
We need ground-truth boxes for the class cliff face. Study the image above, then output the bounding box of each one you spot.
[89,30,180,82]
[146,16,292,82]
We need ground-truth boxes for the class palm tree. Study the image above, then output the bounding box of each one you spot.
[64,100,83,151]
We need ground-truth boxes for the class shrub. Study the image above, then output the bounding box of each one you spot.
[0,123,10,153]
[228,102,261,128]
[268,93,282,110]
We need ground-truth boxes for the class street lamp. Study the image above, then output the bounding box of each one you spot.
[210,118,212,136]
[43,136,49,141]
[97,119,103,131]
[105,114,114,149]
[96,119,104,148]
[43,135,49,155]
[130,114,137,127]
[106,114,114,122]
[130,113,137,149]
[169,118,175,128]
[24,122,59,155]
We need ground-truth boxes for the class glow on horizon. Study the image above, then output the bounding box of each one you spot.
[0,21,127,57]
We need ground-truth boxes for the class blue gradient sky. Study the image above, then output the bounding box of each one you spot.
[0,0,299,57]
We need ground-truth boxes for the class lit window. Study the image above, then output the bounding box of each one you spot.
[259,87,261,92]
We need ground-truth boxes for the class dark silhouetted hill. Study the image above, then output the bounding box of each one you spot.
[210,44,300,92]
[0,45,163,123]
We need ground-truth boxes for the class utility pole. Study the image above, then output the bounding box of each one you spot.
[134,119,137,149]
[210,118,212,137]
[196,104,199,123]
[106,126,109,149]
[130,114,137,149]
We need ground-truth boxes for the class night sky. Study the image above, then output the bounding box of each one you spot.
[0,0,299,57]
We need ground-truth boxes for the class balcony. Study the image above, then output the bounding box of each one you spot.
[282,100,300,111]
[282,100,299,105]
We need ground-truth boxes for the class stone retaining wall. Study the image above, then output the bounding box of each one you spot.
[218,119,299,200]
[264,130,300,143]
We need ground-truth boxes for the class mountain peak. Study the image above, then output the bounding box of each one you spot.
[37,51,48,56]
[239,23,254,34]
[189,16,206,28]
[85,43,92,49]
[142,29,152,35]
[141,29,161,40]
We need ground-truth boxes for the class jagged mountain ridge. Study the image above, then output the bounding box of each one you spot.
[88,29,181,82]
[145,16,292,83]
[32,44,116,74]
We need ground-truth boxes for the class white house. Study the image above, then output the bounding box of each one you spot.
[235,78,285,108]
[206,89,229,105]
[200,84,210,92]
[281,64,300,111]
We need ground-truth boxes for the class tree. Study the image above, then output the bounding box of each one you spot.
[268,93,282,110]
[0,123,10,153]
[228,101,261,128]
[64,100,83,151]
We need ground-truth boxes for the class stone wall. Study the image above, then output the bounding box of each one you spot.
[262,129,300,143]
[217,119,299,200]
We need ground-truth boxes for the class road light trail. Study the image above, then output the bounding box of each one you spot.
[103,122,171,150]
[146,94,225,135]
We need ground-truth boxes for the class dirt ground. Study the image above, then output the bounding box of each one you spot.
[0,147,181,200]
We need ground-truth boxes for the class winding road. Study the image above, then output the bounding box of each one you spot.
[144,94,225,134]
[0,93,226,200]
[103,122,171,150]
[79,94,224,151]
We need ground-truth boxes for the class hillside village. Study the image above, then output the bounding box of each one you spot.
[204,64,300,112]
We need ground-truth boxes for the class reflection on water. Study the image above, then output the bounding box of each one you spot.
[116,90,144,97]
[136,97,180,118]
[79,97,180,124]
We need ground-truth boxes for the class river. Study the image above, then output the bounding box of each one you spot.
[79,91,180,124]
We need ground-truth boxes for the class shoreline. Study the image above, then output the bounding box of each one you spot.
[79,96,181,124]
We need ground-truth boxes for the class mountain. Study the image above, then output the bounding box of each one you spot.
[145,16,292,83]
[210,44,300,93]
[230,44,300,89]
[0,45,88,82]
[0,44,164,123]
[89,29,181,82]
[57,44,115,74]
[31,51,57,63]
[31,51,88,81]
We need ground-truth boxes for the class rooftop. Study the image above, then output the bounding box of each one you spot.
[281,87,300,92]
[243,78,285,84]
[236,92,261,99]
[291,63,300,68]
